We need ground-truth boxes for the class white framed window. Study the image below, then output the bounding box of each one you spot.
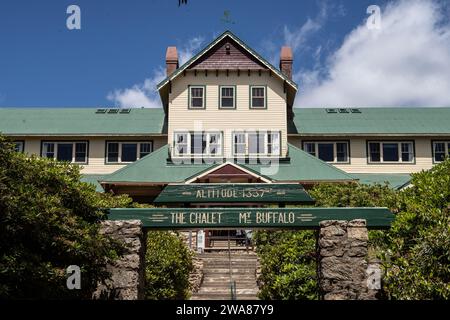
[303,141,349,163]
[140,143,152,158]
[189,86,205,109]
[267,132,280,156]
[42,141,88,164]
[250,86,266,109]
[174,133,189,156]
[233,132,246,156]
[233,131,280,157]
[219,86,235,109]
[106,141,153,163]
[367,141,414,163]
[14,141,24,153]
[208,133,222,156]
[432,141,450,163]
[173,132,222,157]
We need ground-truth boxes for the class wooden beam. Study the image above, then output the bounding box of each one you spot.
[108,207,395,229]
[153,183,315,204]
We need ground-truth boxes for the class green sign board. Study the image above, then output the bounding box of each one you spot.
[153,184,315,204]
[108,207,394,229]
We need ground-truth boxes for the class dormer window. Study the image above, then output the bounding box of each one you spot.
[219,86,236,109]
[250,86,266,109]
[189,85,205,109]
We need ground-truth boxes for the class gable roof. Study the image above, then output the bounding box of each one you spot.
[157,31,298,91]
[0,108,166,136]
[289,107,450,135]
[189,36,267,70]
[157,31,298,110]
[185,162,272,183]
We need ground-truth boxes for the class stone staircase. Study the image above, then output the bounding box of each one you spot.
[190,251,259,300]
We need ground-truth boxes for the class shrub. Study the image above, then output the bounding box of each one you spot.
[255,230,318,300]
[145,231,193,300]
[0,135,128,299]
[382,159,450,299]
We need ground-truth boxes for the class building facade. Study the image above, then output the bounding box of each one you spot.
[1,31,450,197]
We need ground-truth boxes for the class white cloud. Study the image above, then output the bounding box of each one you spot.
[296,0,450,107]
[283,2,328,53]
[107,68,166,108]
[179,36,205,65]
[107,36,205,108]
[262,1,330,66]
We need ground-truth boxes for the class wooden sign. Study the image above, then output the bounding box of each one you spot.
[108,207,394,229]
[153,183,315,204]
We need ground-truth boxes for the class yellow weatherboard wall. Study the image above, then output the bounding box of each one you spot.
[168,70,288,158]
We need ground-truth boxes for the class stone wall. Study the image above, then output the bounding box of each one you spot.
[318,219,378,300]
[189,255,204,294]
[93,220,146,300]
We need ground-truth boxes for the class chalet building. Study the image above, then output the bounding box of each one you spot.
[1,30,450,209]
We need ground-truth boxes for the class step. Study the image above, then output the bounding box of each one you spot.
[200,282,258,289]
[197,253,257,257]
[197,287,259,294]
[190,293,259,301]
[203,263,257,268]
[202,276,256,282]
[203,268,255,274]
[198,252,257,256]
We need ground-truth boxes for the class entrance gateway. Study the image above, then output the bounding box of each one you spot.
[102,183,395,300]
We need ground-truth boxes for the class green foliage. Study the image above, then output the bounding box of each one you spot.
[309,182,397,249]
[382,159,450,300]
[309,182,397,208]
[255,230,318,300]
[0,135,129,299]
[145,231,193,300]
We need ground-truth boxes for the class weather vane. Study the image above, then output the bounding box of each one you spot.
[221,10,235,24]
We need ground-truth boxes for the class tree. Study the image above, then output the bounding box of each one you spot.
[382,159,450,299]
[0,135,127,299]
[145,231,193,300]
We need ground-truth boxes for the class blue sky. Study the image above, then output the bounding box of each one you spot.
[1,0,449,108]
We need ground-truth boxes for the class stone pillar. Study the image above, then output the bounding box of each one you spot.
[318,219,376,300]
[94,220,146,300]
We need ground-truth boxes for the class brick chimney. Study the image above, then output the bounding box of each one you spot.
[280,46,293,80]
[166,46,179,76]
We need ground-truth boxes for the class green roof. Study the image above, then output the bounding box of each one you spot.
[81,174,107,192]
[101,145,214,184]
[101,144,355,185]
[290,108,450,135]
[0,108,166,135]
[352,173,411,190]
[243,144,355,182]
